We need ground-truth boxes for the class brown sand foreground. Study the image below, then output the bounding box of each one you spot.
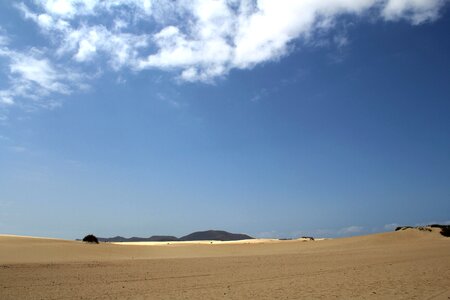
[1,229,449,299]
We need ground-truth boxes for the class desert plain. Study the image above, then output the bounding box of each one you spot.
[0,228,449,299]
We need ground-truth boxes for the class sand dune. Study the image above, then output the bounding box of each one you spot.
[1,228,449,299]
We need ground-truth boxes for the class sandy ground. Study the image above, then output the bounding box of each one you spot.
[0,229,449,299]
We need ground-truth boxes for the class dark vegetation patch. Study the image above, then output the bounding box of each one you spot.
[395,225,449,237]
[417,227,432,232]
[429,224,450,237]
[82,234,99,244]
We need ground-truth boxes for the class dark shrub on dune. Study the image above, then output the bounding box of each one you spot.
[395,225,449,237]
[83,234,99,244]
[441,227,450,237]
[429,224,450,237]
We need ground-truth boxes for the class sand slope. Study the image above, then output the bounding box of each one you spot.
[1,229,449,299]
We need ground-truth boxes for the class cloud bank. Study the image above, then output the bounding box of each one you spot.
[0,0,448,108]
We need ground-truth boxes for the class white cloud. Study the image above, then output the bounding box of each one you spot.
[34,0,155,18]
[135,0,448,80]
[0,0,447,110]
[14,0,447,83]
[10,52,70,93]
[382,0,447,24]
[66,26,149,69]
[0,45,87,109]
[17,3,150,70]
[0,93,15,105]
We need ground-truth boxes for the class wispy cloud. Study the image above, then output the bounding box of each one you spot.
[382,0,447,24]
[0,44,88,110]
[0,0,448,111]
[250,88,271,103]
[156,92,184,109]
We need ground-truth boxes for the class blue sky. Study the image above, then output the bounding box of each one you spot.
[0,0,449,239]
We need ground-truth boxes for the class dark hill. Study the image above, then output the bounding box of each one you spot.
[180,230,253,241]
[97,236,127,242]
[93,230,253,242]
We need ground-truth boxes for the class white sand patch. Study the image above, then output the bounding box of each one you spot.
[112,238,283,246]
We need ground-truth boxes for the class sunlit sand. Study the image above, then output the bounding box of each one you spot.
[1,228,449,299]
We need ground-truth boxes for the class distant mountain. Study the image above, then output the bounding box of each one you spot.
[180,230,253,241]
[94,230,253,242]
[97,236,127,242]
